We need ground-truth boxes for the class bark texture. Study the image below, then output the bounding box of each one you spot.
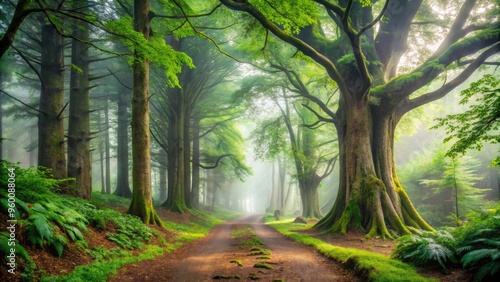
[68,3,92,199]
[38,19,67,182]
[127,0,162,226]
[114,90,132,198]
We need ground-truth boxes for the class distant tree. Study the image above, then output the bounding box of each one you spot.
[114,87,132,198]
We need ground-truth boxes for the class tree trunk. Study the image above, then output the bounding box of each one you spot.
[316,100,433,238]
[267,160,277,212]
[104,99,111,194]
[163,88,187,213]
[98,111,105,194]
[159,162,167,202]
[38,19,67,182]
[183,109,192,208]
[127,0,162,226]
[191,117,201,208]
[302,172,322,218]
[0,73,3,161]
[114,91,132,198]
[68,4,92,199]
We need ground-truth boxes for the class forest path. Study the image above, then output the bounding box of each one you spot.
[110,214,358,282]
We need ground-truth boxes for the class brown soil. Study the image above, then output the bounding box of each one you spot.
[110,214,360,282]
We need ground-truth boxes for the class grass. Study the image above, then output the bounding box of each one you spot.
[266,217,436,282]
[231,227,265,250]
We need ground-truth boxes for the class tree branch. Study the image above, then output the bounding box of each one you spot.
[375,24,500,107]
[0,89,45,115]
[397,42,500,118]
[219,0,349,96]
[197,154,232,169]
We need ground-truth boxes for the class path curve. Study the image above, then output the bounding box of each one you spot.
[110,214,358,281]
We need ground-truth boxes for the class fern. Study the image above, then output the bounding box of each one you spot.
[458,233,500,281]
[0,232,32,263]
[393,230,457,270]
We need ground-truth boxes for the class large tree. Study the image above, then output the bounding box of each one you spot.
[68,0,92,199]
[127,0,162,225]
[38,15,67,182]
[219,0,500,238]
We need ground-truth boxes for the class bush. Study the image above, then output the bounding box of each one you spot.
[454,205,500,281]
[23,201,88,257]
[392,229,457,270]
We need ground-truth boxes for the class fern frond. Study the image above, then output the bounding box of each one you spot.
[462,248,499,267]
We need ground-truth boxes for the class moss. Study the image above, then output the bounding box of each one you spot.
[248,248,271,256]
[341,192,363,233]
[249,274,261,280]
[266,220,435,282]
[230,259,243,267]
[253,262,274,270]
[256,256,271,260]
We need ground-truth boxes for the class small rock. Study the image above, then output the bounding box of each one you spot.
[293,216,307,224]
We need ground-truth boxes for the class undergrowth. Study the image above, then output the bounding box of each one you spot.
[393,204,500,281]
[0,161,242,281]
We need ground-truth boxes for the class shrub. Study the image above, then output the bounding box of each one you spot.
[454,205,500,281]
[23,201,88,257]
[392,229,457,270]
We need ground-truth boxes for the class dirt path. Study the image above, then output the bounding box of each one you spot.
[110,214,358,281]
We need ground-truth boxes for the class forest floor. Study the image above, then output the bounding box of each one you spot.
[110,214,359,282]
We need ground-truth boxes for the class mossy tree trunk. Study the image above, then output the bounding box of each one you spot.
[38,18,67,182]
[114,90,132,198]
[127,0,162,226]
[68,1,92,199]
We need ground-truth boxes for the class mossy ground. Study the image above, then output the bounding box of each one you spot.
[265,216,435,282]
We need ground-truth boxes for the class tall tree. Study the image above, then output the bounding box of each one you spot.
[68,0,92,199]
[219,0,500,237]
[38,16,67,182]
[114,88,132,198]
[127,0,162,225]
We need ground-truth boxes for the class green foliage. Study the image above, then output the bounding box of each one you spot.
[433,74,500,166]
[454,205,500,281]
[42,245,164,282]
[0,232,32,263]
[104,17,193,88]
[23,201,87,257]
[251,0,318,34]
[86,246,129,262]
[65,198,152,249]
[0,161,64,203]
[459,235,500,281]
[392,230,457,270]
[89,192,131,209]
[398,144,488,226]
